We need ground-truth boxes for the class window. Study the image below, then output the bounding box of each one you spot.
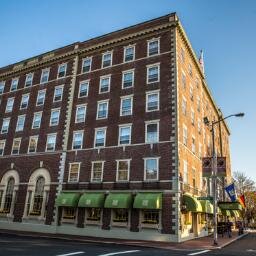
[91,162,104,182]
[148,38,159,56]
[190,85,194,101]
[20,94,29,109]
[192,136,196,154]
[82,57,92,73]
[86,208,101,222]
[0,81,5,94]
[2,177,15,213]
[180,47,185,63]
[183,125,188,146]
[62,207,76,220]
[124,45,135,62]
[79,80,89,97]
[36,90,46,106]
[199,143,202,159]
[72,131,83,149]
[0,140,5,155]
[94,128,106,147]
[188,63,193,77]
[97,101,108,119]
[191,109,195,125]
[144,158,158,181]
[40,69,50,84]
[25,73,33,87]
[146,90,159,111]
[112,209,128,223]
[116,160,130,182]
[99,76,111,93]
[32,112,42,129]
[46,134,56,151]
[142,210,159,225]
[75,104,86,123]
[198,119,202,134]
[10,78,19,91]
[122,70,134,89]
[28,136,38,153]
[197,96,201,112]
[147,64,159,83]
[31,177,45,215]
[119,125,131,145]
[183,161,188,184]
[68,163,80,182]
[53,86,63,102]
[102,52,112,68]
[145,121,159,143]
[50,109,60,126]
[181,71,186,89]
[181,97,187,115]
[120,96,132,116]
[16,115,25,132]
[195,78,200,88]
[12,138,21,155]
[57,63,67,78]
[1,118,10,134]
[6,98,14,113]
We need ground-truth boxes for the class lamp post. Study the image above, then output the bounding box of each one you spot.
[203,112,244,246]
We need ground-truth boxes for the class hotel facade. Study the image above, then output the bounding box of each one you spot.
[0,13,232,242]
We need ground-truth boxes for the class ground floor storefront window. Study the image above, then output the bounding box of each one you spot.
[86,208,101,222]
[112,209,129,226]
[62,207,77,223]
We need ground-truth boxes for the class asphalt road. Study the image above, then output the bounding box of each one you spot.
[0,232,255,256]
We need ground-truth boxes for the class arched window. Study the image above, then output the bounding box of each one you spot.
[31,177,45,215]
[3,177,15,213]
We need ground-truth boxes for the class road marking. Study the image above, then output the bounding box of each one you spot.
[98,250,140,256]
[188,250,210,256]
[56,252,85,256]
[247,249,256,252]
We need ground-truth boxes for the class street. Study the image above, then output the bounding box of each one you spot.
[0,232,256,256]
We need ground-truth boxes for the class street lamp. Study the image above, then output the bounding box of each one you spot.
[204,112,244,246]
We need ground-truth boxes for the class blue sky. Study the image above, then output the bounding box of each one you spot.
[0,0,255,180]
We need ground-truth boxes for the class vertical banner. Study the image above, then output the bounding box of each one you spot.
[202,157,226,177]
[225,183,237,202]
[238,195,246,208]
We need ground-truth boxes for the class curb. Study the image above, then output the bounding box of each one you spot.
[215,232,249,249]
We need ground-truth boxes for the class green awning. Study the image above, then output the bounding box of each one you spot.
[104,193,132,209]
[133,193,162,209]
[221,209,231,216]
[183,194,203,212]
[230,210,240,218]
[78,193,105,208]
[56,193,80,207]
[199,200,213,214]
[218,202,243,211]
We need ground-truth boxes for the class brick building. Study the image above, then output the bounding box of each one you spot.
[0,13,232,242]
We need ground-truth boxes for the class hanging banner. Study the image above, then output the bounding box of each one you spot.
[225,183,237,202]
[202,157,226,177]
[238,195,246,208]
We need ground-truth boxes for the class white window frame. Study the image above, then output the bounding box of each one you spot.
[183,125,188,146]
[116,159,131,182]
[120,95,133,116]
[32,112,42,129]
[81,57,92,73]
[78,80,89,98]
[143,157,159,181]
[192,135,196,154]
[57,63,67,79]
[40,68,50,84]
[94,127,107,148]
[0,81,5,94]
[16,115,26,132]
[146,90,160,112]
[20,93,30,110]
[75,104,87,123]
[123,45,135,63]
[145,120,159,144]
[147,63,160,84]
[181,96,187,116]
[68,162,81,183]
[147,38,160,56]
[11,138,21,155]
[10,78,19,91]
[118,124,132,146]
[25,73,33,87]
[72,130,84,150]
[45,133,57,152]
[28,136,38,153]
[0,140,6,156]
[102,51,113,68]
[91,161,104,183]
[1,118,10,134]
[6,97,14,113]
[50,108,60,126]
[53,85,64,102]
[36,89,46,106]
[122,69,134,89]
[99,75,111,94]
[96,100,109,120]
[183,160,188,184]
[191,108,195,125]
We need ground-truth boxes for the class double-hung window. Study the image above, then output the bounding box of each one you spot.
[147,64,160,83]
[72,131,83,149]
[99,76,111,93]
[183,125,188,146]
[120,96,132,116]
[20,94,29,109]
[50,109,60,126]
[46,134,56,151]
[32,112,42,129]
[6,98,14,113]
[192,136,196,154]
[40,69,50,84]
[124,45,135,62]
[53,86,63,102]
[91,162,104,182]
[144,158,159,181]
[119,125,131,145]
[1,118,10,134]
[145,121,159,143]
[94,128,106,147]
[82,57,92,73]
[148,38,159,56]
[57,63,67,78]
[146,90,159,112]
[122,70,134,89]
[191,109,195,125]
[116,160,130,182]
[97,101,108,119]
[79,80,89,98]
[10,78,19,91]
[181,71,186,89]
[0,81,5,94]
[25,73,33,87]
[28,136,38,153]
[75,104,86,123]
[68,163,80,182]
[16,115,26,132]
[102,52,112,68]
[12,138,21,155]
[0,140,5,155]
[36,90,46,106]
[183,161,188,184]
[181,97,187,115]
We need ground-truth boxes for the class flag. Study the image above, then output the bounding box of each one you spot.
[225,183,237,202]
[238,195,246,208]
